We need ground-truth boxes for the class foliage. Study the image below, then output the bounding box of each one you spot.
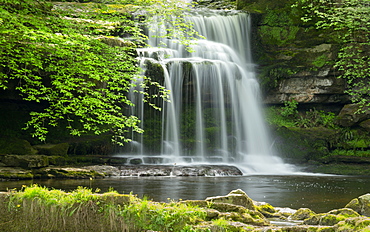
[121,197,207,231]
[6,185,208,231]
[294,0,370,110]
[266,99,338,128]
[330,149,370,157]
[0,0,181,145]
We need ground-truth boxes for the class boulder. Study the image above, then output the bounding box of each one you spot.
[289,208,316,220]
[205,189,255,210]
[304,208,362,226]
[0,167,33,179]
[0,138,36,155]
[345,193,370,217]
[359,119,370,131]
[328,208,360,218]
[304,213,341,226]
[33,143,69,156]
[334,217,370,232]
[0,155,49,169]
[337,104,370,127]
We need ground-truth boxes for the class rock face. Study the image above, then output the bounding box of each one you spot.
[265,75,347,105]
[345,193,370,217]
[236,0,348,107]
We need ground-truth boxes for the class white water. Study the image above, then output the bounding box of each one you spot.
[127,9,296,174]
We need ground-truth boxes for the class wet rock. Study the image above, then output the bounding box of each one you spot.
[84,165,121,177]
[129,158,143,165]
[118,165,243,176]
[345,193,370,217]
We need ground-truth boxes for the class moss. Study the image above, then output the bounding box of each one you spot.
[291,208,316,221]
[0,138,36,156]
[256,203,276,214]
[259,25,300,47]
[312,54,329,68]
[0,172,34,180]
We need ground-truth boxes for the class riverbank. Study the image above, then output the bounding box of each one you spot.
[0,186,369,231]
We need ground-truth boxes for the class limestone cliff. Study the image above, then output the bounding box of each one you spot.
[237,0,349,108]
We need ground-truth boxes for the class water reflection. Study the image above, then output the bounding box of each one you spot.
[0,175,368,213]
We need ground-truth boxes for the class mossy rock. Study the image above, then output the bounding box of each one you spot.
[272,126,333,162]
[205,189,256,210]
[37,167,104,179]
[327,208,360,218]
[334,217,370,232]
[345,193,370,217]
[290,208,316,220]
[0,167,34,179]
[255,202,287,219]
[0,155,49,169]
[33,143,69,156]
[0,138,36,156]
[304,209,361,227]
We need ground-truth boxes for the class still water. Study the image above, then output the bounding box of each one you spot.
[1,174,369,213]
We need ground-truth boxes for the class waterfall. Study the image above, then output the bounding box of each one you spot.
[128,9,296,174]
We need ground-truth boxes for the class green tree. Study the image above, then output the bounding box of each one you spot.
[294,0,370,111]
[0,0,173,145]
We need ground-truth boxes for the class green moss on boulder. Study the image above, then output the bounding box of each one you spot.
[290,208,316,220]
[33,143,69,156]
[345,194,370,217]
[0,138,36,156]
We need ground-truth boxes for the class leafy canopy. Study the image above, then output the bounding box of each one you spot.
[0,0,198,144]
[294,0,370,111]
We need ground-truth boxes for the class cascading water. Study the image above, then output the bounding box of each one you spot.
[127,9,296,174]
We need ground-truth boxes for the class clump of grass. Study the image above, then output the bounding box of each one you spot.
[3,185,208,232]
[6,185,128,232]
[120,196,207,231]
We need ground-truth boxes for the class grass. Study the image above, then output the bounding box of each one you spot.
[0,185,208,232]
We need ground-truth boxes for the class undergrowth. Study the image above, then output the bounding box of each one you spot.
[265,99,338,129]
[1,185,208,232]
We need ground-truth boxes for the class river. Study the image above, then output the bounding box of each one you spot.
[1,174,369,213]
